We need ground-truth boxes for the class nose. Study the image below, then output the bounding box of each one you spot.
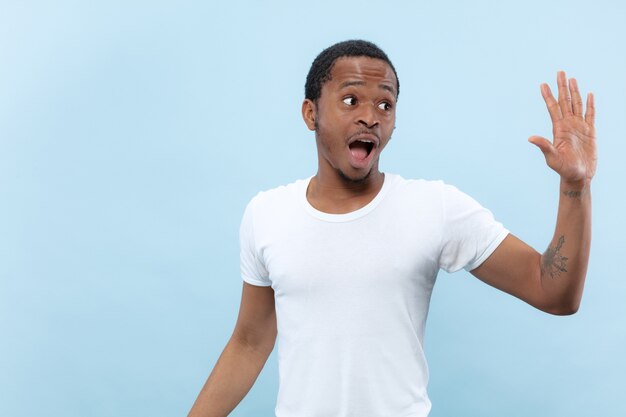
[357,104,379,128]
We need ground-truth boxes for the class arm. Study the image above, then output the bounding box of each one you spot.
[471,71,596,315]
[188,282,277,417]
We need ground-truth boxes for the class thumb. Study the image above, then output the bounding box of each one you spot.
[528,135,557,162]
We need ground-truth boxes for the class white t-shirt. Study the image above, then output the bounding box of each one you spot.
[240,173,509,417]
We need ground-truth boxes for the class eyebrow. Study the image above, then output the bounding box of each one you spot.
[339,80,397,96]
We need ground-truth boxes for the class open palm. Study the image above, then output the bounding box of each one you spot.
[529,71,597,186]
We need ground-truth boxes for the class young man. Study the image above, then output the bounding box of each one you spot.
[188,40,596,417]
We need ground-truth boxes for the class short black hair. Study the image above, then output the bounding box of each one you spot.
[305,39,399,102]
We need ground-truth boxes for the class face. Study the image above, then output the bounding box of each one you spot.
[302,56,397,183]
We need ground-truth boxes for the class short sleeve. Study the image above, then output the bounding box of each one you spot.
[439,184,509,273]
[239,198,271,287]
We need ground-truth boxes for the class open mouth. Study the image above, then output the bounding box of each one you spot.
[348,139,375,161]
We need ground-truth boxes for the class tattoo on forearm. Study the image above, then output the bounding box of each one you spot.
[541,235,568,279]
[562,190,585,199]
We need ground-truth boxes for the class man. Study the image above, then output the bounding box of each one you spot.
[188,40,596,417]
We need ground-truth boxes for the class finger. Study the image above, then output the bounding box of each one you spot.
[541,83,562,123]
[569,78,584,117]
[584,92,595,126]
[557,71,573,116]
[528,135,558,167]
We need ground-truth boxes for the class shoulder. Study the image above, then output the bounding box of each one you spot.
[386,173,456,200]
[385,173,483,217]
[245,177,309,215]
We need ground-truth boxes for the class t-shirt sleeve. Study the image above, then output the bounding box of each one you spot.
[239,198,271,287]
[439,184,509,273]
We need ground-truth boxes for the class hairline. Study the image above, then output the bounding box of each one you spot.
[315,56,399,104]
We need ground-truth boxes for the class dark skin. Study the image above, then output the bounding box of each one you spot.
[187,55,596,417]
[302,57,596,315]
[301,56,397,214]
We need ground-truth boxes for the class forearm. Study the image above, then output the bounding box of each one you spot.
[539,179,592,314]
[187,337,273,417]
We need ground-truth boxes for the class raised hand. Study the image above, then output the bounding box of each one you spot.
[528,71,596,188]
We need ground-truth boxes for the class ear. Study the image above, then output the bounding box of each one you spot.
[302,99,317,131]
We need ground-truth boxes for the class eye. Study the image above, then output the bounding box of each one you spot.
[378,101,393,111]
[342,96,357,106]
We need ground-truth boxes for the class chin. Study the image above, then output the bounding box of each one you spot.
[336,167,372,184]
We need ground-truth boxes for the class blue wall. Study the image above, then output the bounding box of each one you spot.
[1,1,624,416]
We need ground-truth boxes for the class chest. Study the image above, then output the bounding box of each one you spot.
[257,212,442,302]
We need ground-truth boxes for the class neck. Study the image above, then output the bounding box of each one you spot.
[307,169,385,214]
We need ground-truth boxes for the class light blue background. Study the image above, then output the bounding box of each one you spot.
[1,1,624,416]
